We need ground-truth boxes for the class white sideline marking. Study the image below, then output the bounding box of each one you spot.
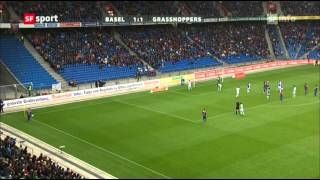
[0,123,115,179]
[31,119,171,179]
[113,100,198,124]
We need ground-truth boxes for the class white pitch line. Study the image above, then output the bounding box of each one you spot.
[113,100,198,124]
[31,120,171,179]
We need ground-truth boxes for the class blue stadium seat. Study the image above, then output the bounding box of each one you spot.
[0,37,58,89]
[222,54,264,64]
[59,63,143,84]
[159,57,222,73]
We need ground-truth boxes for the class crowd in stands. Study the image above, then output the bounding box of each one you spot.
[118,25,210,69]
[5,1,320,23]
[185,22,270,62]
[182,1,221,18]
[26,28,143,72]
[27,22,272,72]
[0,2,9,23]
[111,1,181,16]
[280,1,320,16]
[0,135,83,179]
[280,23,308,59]
[220,1,263,17]
[300,23,320,57]
[9,1,101,22]
[268,25,286,59]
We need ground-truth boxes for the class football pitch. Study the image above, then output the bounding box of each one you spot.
[1,65,319,178]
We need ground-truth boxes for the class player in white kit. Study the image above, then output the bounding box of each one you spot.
[239,103,245,116]
[278,80,283,92]
[188,80,192,91]
[292,85,297,98]
[218,83,222,91]
[247,82,251,93]
[236,87,240,97]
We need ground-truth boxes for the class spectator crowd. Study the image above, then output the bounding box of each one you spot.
[3,1,320,23]
[118,25,210,69]
[185,22,270,61]
[27,28,143,72]
[0,135,83,179]
[280,1,320,16]
[9,1,101,22]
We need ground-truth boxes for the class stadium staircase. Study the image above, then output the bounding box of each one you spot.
[216,3,231,17]
[186,34,226,65]
[98,2,121,18]
[23,38,69,88]
[96,1,107,18]
[56,32,147,85]
[301,44,320,59]
[0,37,58,89]
[185,33,226,66]
[267,25,287,59]
[296,23,316,59]
[176,2,196,16]
[275,25,290,59]
[113,31,156,72]
[275,1,284,15]
[264,25,276,59]
[262,1,268,15]
[6,4,20,21]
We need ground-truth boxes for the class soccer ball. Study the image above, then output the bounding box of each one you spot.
[32,114,34,117]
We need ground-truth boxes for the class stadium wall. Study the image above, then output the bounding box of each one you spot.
[2,60,315,113]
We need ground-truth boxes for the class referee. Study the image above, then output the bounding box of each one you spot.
[235,101,240,115]
[0,99,4,114]
[202,108,207,123]
[27,108,33,122]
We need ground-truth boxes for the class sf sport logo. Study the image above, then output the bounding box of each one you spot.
[24,13,58,24]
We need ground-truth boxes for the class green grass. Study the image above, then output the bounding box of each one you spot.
[1,65,319,178]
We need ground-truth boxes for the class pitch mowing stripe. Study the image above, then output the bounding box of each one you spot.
[33,81,212,116]
[113,99,198,124]
[112,97,319,125]
[205,98,319,122]
[31,119,171,179]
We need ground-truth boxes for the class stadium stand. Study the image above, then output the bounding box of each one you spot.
[0,2,9,23]
[268,25,286,59]
[9,1,102,22]
[280,1,320,16]
[111,1,181,16]
[308,48,320,60]
[280,23,308,59]
[219,1,263,17]
[0,135,84,179]
[185,23,270,64]
[0,36,58,89]
[26,28,145,84]
[296,23,320,58]
[181,1,221,18]
[118,25,222,73]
